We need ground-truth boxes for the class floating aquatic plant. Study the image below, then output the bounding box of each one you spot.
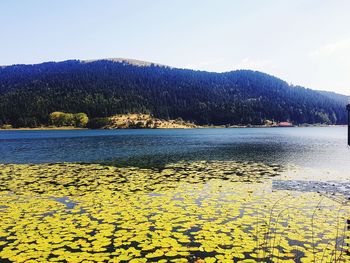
[0,161,349,262]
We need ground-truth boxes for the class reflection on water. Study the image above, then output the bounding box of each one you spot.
[273,180,350,204]
[0,127,349,171]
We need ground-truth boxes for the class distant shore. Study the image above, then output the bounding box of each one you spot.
[0,124,345,131]
[2,113,345,131]
[0,126,88,131]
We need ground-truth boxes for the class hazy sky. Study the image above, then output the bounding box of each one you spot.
[1,0,349,95]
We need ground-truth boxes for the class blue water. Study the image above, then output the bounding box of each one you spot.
[0,127,349,170]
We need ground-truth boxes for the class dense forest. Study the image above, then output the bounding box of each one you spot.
[0,59,347,127]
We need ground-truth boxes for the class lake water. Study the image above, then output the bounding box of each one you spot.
[0,127,349,171]
[1,127,350,262]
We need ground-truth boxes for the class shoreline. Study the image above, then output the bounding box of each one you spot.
[0,126,88,131]
[0,124,345,131]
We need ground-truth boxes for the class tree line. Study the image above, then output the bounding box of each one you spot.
[49,112,88,127]
[0,59,347,128]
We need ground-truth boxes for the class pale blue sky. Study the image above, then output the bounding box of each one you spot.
[1,0,349,95]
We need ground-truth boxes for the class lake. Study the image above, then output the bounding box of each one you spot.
[0,127,349,262]
[0,127,349,171]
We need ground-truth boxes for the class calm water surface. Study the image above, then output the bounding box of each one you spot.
[1,127,350,262]
[0,127,349,171]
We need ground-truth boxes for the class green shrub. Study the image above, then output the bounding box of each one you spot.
[87,117,110,129]
[1,124,13,129]
[73,113,89,127]
[49,112,89,127]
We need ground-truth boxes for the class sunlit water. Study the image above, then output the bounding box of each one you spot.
[0,127,349,172]
[0,127,349,262]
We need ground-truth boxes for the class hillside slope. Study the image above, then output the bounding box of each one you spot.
[0,59,347,127]
[316,90,348,105]
[104,114,197,129]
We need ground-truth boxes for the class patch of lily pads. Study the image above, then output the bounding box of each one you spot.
[0,161,349,262]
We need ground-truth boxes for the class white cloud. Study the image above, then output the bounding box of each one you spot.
[182,57,274,73]
[231,57,272,71]
[309,38,350,58]
[183,58,225,71]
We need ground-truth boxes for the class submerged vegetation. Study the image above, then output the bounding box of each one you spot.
[0,161,349,262]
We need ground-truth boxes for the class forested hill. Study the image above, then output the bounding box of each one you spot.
[0,59,347,128]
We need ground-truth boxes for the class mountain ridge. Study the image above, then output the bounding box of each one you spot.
[0,58,347,127]
[1,57,348,97]
[0,58,169,69]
